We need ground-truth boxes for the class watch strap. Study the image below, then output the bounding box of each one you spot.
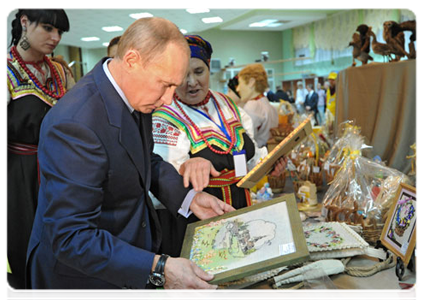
[155,254,169,275]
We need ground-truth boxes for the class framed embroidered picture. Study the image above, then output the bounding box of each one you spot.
[180,194,310,285]
[380,183,416,265]
[303,222,369,260]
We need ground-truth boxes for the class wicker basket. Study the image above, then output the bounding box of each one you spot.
[292,180,304,196]
[289,152,301,167]
[324,163,341,183]
[323,201,364,227]
[362,225,385,246]
[297,164,310,181]
[324,200,390,246]
[360,207,391,246]
[267,171,286,193]
[309,168,323,189]
[270,123,293,142]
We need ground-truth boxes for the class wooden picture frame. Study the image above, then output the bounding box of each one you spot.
[237,116,312,189]
[180,194,310,285]
[380,183,416,265]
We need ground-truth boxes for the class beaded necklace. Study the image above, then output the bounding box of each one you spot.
[174,92,236,155]
[10,46,65,100]
[183,90,212,107]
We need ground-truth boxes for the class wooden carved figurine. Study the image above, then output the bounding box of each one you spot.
[349,24,373,66]
[349,32,373,66]
[383,21,409,61]
[366,27,394,62]
[399,20,416,59]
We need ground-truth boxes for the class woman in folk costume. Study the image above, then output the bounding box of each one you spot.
[7,9,72,288]
[152,35,286,257]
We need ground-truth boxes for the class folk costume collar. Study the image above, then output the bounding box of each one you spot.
[154,91,246,155]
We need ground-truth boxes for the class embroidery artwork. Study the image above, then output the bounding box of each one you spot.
[389,198,415,239]
[304,225,344,249]
[385,191,416,252]
[303,222,368,259]
[189,201,295,275]
[380,183,416,264]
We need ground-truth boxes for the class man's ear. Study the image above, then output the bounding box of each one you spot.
[248,77,256,88]
[122,49,141,69]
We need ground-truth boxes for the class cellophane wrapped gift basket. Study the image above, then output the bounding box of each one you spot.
[321,155,410,245]
[289,128,330,195]
[322,121,368,183]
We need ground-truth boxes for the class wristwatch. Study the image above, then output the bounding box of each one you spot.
[149,254,169,287]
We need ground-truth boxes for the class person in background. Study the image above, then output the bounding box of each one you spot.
[295,81,307,114]
[316,82,326,125]
[26,17,234,290]
[51,54,75,85]
[236,63,279,148]
[324,80,330,92]
[7,9,71,289]
[286,89,295,104]
[267,85,289,103]
[304,83,319,124]
[152,35,286,257]
[226,74,241,104]
[326,72,337,117]
[107,35,121,58]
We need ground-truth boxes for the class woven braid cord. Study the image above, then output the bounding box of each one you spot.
[269,254,396,293]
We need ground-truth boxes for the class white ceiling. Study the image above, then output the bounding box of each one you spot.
[7,9,341,49]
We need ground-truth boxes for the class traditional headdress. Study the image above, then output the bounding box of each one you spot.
[185,35,213,68]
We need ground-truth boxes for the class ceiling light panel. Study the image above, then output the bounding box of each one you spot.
[186,8,210,14]
[102,26,123,32]
[129,12,153,19]
[202,17,223,24]
[249,19,278,27]
[267,23,283,27]
[81,37,100,42]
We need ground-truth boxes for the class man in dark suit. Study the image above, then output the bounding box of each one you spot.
[266,86,289,103]
[26,17,234,289]
[304,84,319,124]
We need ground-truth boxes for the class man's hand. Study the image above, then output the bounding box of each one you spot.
[190,192,235,220]
[164,257,217,289]
[179,157,220,192]
[269,156,287,177]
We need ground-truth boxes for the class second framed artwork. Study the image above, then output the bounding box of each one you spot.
[180,194,310,285]
[380,183,416,265]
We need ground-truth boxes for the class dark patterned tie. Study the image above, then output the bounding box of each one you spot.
[132,110,141,128]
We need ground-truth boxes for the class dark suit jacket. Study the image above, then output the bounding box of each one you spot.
[267,89,289,103]
[304,91,318,114]
[26,58,189,289]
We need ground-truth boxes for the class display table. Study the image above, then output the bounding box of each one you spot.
[208,256,420,300]
[336,60,416,174]
[207,178,420,300]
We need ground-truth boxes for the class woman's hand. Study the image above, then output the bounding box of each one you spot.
[179,157,220,192]
[269,156,287,177]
